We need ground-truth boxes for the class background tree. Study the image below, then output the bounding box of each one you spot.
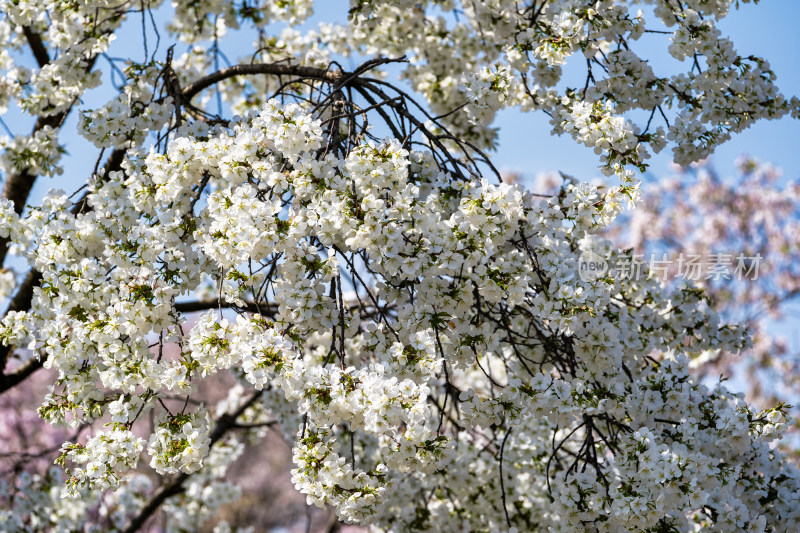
[0,0,798,531]
[602,157,800,449]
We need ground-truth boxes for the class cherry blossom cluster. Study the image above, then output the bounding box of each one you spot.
[342,0,798,173]
[0,126,64,177]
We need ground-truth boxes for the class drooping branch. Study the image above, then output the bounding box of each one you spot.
[182,63,349,102]
[181,57,404,103]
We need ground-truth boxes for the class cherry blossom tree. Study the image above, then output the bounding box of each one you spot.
[602,157,800,446]
[0,0,799,531]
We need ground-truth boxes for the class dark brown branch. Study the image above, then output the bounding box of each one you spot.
[182,63,349,102]
[180,57,404,104]
[120,473,190,533]
[499,427,513,528]
[21,26,50,68]
[174,299,273,315]
[0,354,43,394]
[173,297,388,319]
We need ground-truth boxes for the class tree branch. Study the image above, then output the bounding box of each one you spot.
[0,354,43,394]
[182,63,346,102]
[21,26,50,68]
[174,299,273,315]
[180,58,407,104]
